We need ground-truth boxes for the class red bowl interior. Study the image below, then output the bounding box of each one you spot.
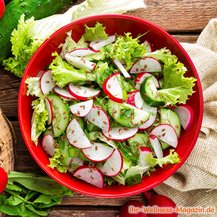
[18,14,203,198]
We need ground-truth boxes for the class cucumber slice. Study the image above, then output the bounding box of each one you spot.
[47,94,70,137]
[140,77,164,107]
[108,100,150,128]
[160,108,181,137]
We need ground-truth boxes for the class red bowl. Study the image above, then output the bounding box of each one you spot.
[18,14,203,198]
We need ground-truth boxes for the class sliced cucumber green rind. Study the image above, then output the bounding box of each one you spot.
[47,94,70,137]
[140,77,165,107]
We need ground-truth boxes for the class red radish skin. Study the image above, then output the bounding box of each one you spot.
[120,200,148,217]
[73,166,104,188]
[150,124,178,148]
[42,134,55,156]
[0,0,5,19]
[98,149,123,177]
[69,48,99,57]
[44,98,53,125]
[135,72,160,90]
[146,194,178,217]
[130,57,162,74]
[82,142,114,162]
[66,119,92,149]
[103,72,123,103]
[40,70,56,95]
[69,100,93,117]
[68,83,100,101]
[174,105,194,131]
[0,167,8,193]
[102,127,138,141]
[54,86,77,100]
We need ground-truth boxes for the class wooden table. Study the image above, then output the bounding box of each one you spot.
[0,0,216,216]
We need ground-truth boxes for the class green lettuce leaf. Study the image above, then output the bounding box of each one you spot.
[49,52,96,87]
[3,15,42,78]
[147,49,196,105]
[103,33,146,69]
[25,77,42,97]
[31,98,48,145]
[94,61,114,86]
[145,149,180,168]
[83,22,108,41]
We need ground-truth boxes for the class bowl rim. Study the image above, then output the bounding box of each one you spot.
[18,14,204,198]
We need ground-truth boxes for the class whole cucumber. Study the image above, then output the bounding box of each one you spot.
[0,0,72,63]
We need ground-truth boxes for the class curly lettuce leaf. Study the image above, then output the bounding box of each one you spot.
[145,149,180,168]
[49,52,96,88]
[3,15,42,78]
[103,33,146,69]
[83,22,108,41]
[147,49,196,105]
[31,98,48,145]
[25,77,42,97]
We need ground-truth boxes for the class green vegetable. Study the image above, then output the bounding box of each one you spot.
[146,49,196,105]
[0,171,72,217]
[107,100,150,127]
[83,22,108,41]
[103,33,146,69]
[49,52,96,88]
[145,149,180,168]
[2,0,145,78]
[94,61,114,87]
[0,0,72,63]
[31,97,48,145]
[25,77,42,97]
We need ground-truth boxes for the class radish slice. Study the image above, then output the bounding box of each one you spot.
[40,70,55,95]
[102,127,138,141]
[42,134,55,157]
[135,72,160,90]
[89,35,116,51]
[65,53,96,72]
[144,40,152,53]
[149,135,163,159]
[113,59,131,78]
[70,100,93,117]
[150,124,178,148]
[82,142,114,162]
[69,48,98,57]
[134,92,157,130]
[126,91,138,107]
[73,166,104,188]
[66,119,91,149]
[68,83,100,101]
[98,149,123,177]
[174,105,193,131]
[44,98,53,125]
[54,86,77,100]
[130,57,162,74]
[103,72,123,103]
[86,106,110,132]
[139,147,152,167]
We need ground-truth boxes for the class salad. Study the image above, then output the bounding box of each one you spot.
[25,22,196,188]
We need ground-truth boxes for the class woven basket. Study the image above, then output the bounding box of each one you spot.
[0,108,15,217]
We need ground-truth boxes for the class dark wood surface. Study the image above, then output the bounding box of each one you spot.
[0,0,215,216]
